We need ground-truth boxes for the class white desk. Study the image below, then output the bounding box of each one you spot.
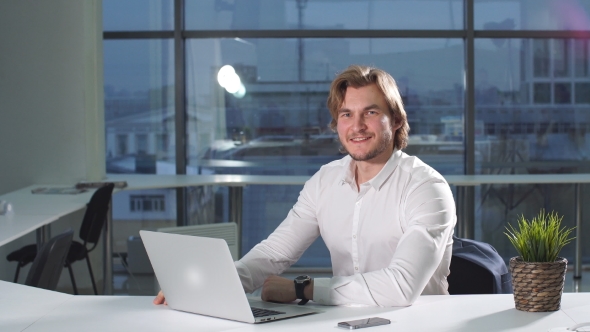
[2,281,589,332]
[445,173,590,185]
[0,185,95,218]
[0,214,58,248]
[0,280,72,332]
[104,173,311,189]
[0,186,95,247]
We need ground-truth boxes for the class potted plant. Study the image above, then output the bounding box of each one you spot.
[504,210,575,312]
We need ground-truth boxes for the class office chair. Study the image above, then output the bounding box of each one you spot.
[25,229,74,291]
[448,255,495,294]
[447,236,512,295]
[7,183,115,295]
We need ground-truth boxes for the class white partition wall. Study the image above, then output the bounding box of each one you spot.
[0,0,105,195]
[0,0,105,289]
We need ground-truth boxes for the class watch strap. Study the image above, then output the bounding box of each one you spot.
[294,275,311,305]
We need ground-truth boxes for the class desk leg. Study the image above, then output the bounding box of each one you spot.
[229,186,243,258]
[103,203,113,295]
[36,225,50,251]
[465,186,475,240]
[456,186,464,238]
[574,183,582,281]
[455,186,475,239]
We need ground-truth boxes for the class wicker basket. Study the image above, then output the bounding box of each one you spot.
[509,257,567,312]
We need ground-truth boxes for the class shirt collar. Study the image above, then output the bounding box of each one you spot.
[341,149,401,191]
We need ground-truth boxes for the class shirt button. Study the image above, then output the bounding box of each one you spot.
[355,267,359,271]
[353,235,356,239]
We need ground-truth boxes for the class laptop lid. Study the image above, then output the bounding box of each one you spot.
[140,230,318,323]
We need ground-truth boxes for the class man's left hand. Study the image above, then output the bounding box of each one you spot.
[260,275,297,303]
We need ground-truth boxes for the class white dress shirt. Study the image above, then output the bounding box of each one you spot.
[235,149,456,307]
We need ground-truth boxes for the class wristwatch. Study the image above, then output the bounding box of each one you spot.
[294,275,312,305]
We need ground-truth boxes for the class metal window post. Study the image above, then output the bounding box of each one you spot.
[461,0,475,239]
[174,0,187,226]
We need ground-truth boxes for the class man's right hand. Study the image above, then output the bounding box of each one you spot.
[153,290,167,305]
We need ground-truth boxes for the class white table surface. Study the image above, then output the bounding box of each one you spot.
[0,281,72,332]
[0,185,95,247]
[105,173,312,189]
[444,173,590,186]
[0,214,58,247]
[0,185,94,216]
[2,281,589,332]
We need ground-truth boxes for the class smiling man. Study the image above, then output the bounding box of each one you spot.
[155,65,456,308]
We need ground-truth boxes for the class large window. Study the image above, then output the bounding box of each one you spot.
[185,0,463,30]
[103,0,173,31]
[474,0,590,31]
[187,38,465,174]
[103,0,590,265]
[103,39,175,173]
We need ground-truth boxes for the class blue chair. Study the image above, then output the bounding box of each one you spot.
[448,236,513,295]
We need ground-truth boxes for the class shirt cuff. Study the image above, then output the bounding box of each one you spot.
[312,277,332,305]
[234,260,255,293]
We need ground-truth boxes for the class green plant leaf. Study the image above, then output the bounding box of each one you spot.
[504,210,575,262]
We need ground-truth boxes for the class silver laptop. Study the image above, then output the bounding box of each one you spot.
[140,230,318,323]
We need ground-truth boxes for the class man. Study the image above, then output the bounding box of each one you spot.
[155,65,456,307]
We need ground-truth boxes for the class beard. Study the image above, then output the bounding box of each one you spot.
[340,129,393,162]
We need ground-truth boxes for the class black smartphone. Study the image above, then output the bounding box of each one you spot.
[337,317,391,329]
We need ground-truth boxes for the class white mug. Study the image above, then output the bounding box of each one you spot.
[0,200,14,216]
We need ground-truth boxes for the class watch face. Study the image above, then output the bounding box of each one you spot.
[295,275,311,283]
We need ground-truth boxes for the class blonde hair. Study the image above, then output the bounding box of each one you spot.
[327,65,409,150]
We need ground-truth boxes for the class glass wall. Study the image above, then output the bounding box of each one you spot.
[187,38,464,172]
[474,0,590,31]
[103,0,590,265]
[185,0,463,30]
[104,39,175,171]
[103,0,173,31]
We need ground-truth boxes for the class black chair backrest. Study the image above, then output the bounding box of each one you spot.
[25,229,74,290]
[448,236,513,295]
[449,256,495,294]
[79,183,115,246]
